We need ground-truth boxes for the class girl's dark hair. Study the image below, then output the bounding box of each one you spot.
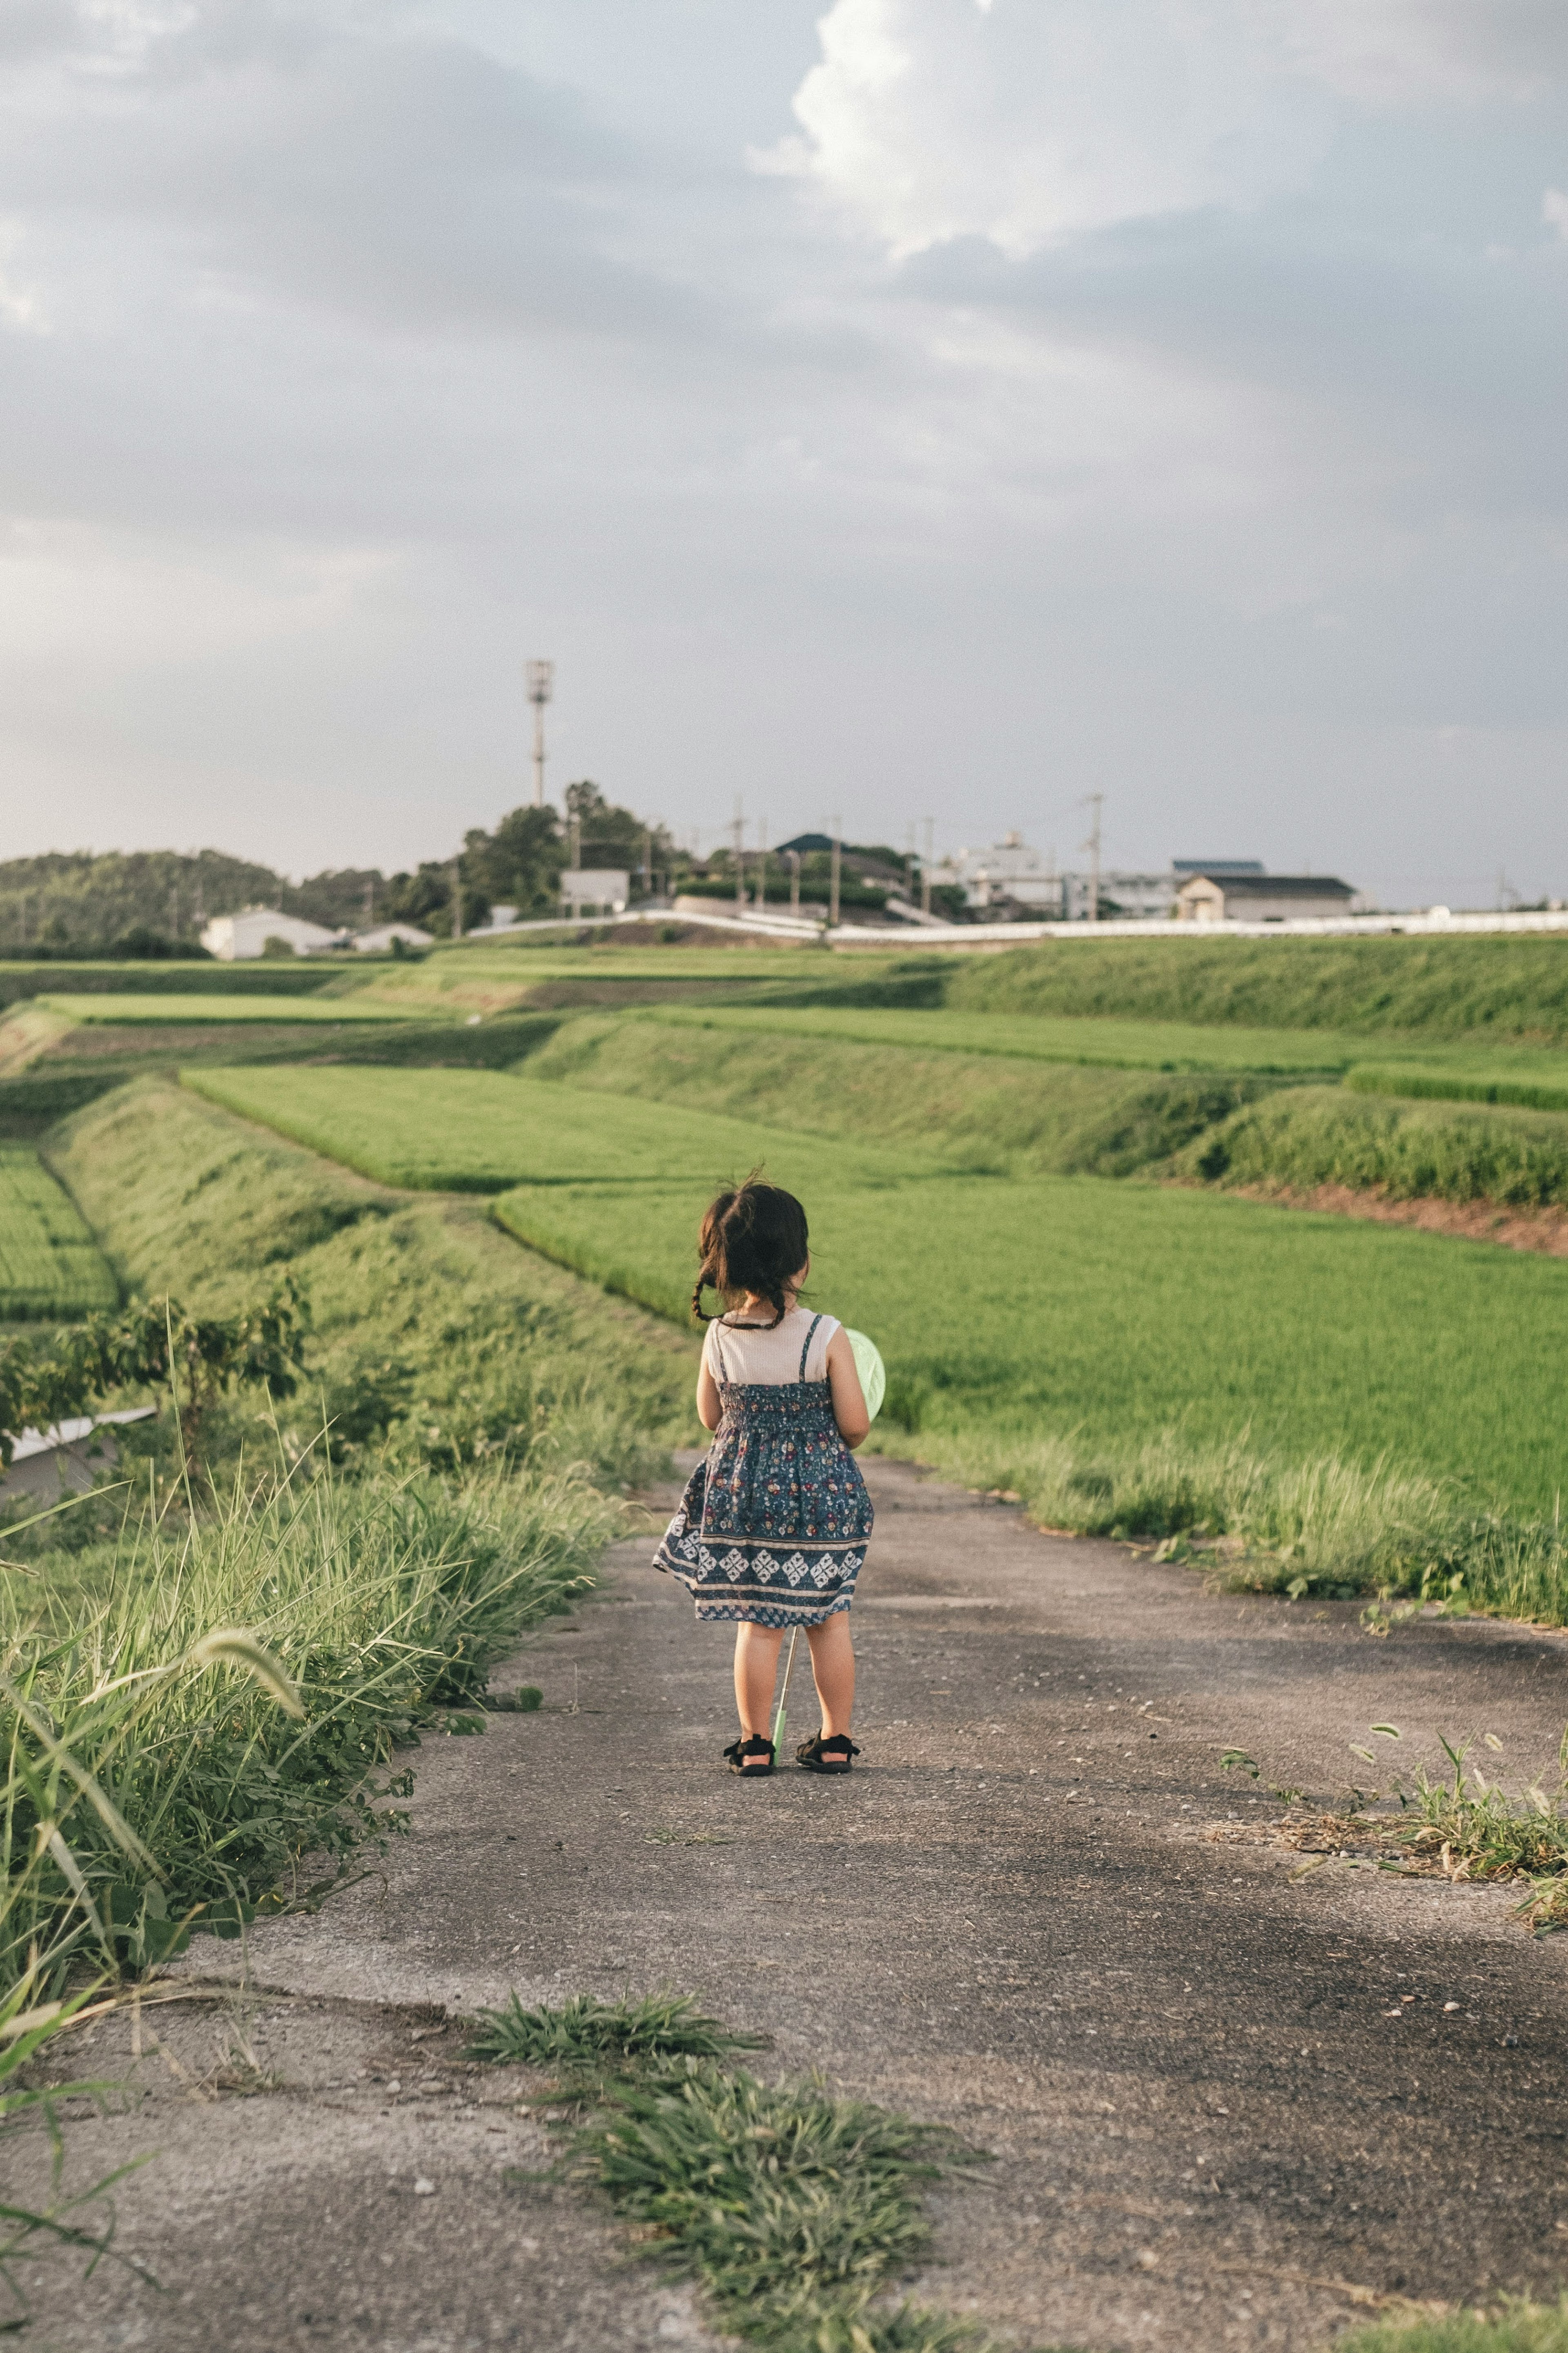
[692,1179,809,1328]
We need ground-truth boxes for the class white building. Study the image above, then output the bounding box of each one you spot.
[559,869,630,916]
[200,908,345,960]
[1176,872,1357,924]
[938,836,1177,920]
[352,922,434,953]
[939,835,1062,915]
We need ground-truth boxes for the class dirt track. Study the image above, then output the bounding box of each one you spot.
[10,1455,1568,2351]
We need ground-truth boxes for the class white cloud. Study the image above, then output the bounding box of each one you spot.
[762,0,1568,258]
[1546,187,1568,242]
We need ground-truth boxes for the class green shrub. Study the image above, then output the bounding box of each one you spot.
[1178,1085,1568,1206]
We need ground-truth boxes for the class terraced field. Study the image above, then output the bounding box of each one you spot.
[182,1064,938,1194]
[0,1144,118,1317]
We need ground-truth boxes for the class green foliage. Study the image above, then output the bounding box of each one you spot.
[939,934,1568,1043]
[0,849,278,958]
[1179,1085,1568,1206]
[0,1148,118,1319]
[1335,2302,1568,2353]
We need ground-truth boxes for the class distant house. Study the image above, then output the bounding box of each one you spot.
[1172,860,1265,880]
[1176,873,1356,924]
[201,908,345,960]
[352,922,434,953]
[559,869,629,917]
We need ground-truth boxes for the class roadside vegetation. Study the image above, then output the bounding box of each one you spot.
[1336,2304,1568,2353]
[466,1991,998,2353]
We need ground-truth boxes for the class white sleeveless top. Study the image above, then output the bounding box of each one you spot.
[703,1307,838,1387]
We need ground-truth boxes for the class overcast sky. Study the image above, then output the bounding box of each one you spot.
[2,1,1566,905]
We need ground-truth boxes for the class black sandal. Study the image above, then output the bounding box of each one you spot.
[795,1730,860,1775]
[723,1733,776,1778]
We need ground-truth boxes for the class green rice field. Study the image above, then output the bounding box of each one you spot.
[185,1052,1568,1510]
[0,1145,118,1318]
[182,1064,935,1194]
[495,1166,1568,1512]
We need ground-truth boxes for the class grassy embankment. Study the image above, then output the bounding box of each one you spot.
[938,933,1568,1042]
[3,1077,697,1995]
[180,1058,1568,1620]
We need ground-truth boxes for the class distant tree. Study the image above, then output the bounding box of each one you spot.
[560,785,675,893]
[290,868,388,931]
[462,805,566,916]
[383,862,489,939]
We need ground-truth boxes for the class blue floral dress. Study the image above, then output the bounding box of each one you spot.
[652,1312,873,1627]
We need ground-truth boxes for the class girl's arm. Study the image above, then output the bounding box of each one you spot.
[696,1339,723,1433]
[824,1326,870,1449]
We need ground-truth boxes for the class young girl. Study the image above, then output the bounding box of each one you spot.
[652,1179,873,1778]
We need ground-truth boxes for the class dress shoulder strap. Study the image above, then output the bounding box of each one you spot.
[798,1313,825,1381]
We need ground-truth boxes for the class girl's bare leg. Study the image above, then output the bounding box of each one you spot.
[803,1613,855,1739]
[733,1623,785,1740]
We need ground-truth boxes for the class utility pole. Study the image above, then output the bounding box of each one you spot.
[450,858,463,941]
[569,798,581,872]
[364,878,374,927]
[785,850,801,916]
[757,816,769,914]
[526,658,553,807]
[829,816,842,928]
[1081,793,1103,922]
[733,798,745,916]
[922,817,933,917]
[641,827,651,902]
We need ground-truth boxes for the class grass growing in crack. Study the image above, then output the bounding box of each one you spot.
[1221,1722,1568,1932]
[464,1989,762,2081]
[1334,2300,1568,2353]
[467,1994,1007,2353]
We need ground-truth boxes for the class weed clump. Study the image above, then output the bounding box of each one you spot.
[465,1988,762,2080]
[468,1994,998,2353]
[1335,2299,1568,2353]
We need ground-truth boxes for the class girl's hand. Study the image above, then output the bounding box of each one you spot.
[825,1326,871,1448]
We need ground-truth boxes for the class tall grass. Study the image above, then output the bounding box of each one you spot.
[1180,1085,1568,1207]
[872,1422,1568,1624]
[2,1455,615,1977]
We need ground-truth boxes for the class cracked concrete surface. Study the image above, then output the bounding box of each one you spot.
[7,1454,1568,2351]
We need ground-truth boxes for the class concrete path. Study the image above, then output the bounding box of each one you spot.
[11,1457,1568,2351]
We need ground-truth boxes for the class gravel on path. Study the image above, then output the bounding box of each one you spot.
[10,1455,1568,2352]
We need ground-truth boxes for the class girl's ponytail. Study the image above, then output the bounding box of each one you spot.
[691,1178,808,1328]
